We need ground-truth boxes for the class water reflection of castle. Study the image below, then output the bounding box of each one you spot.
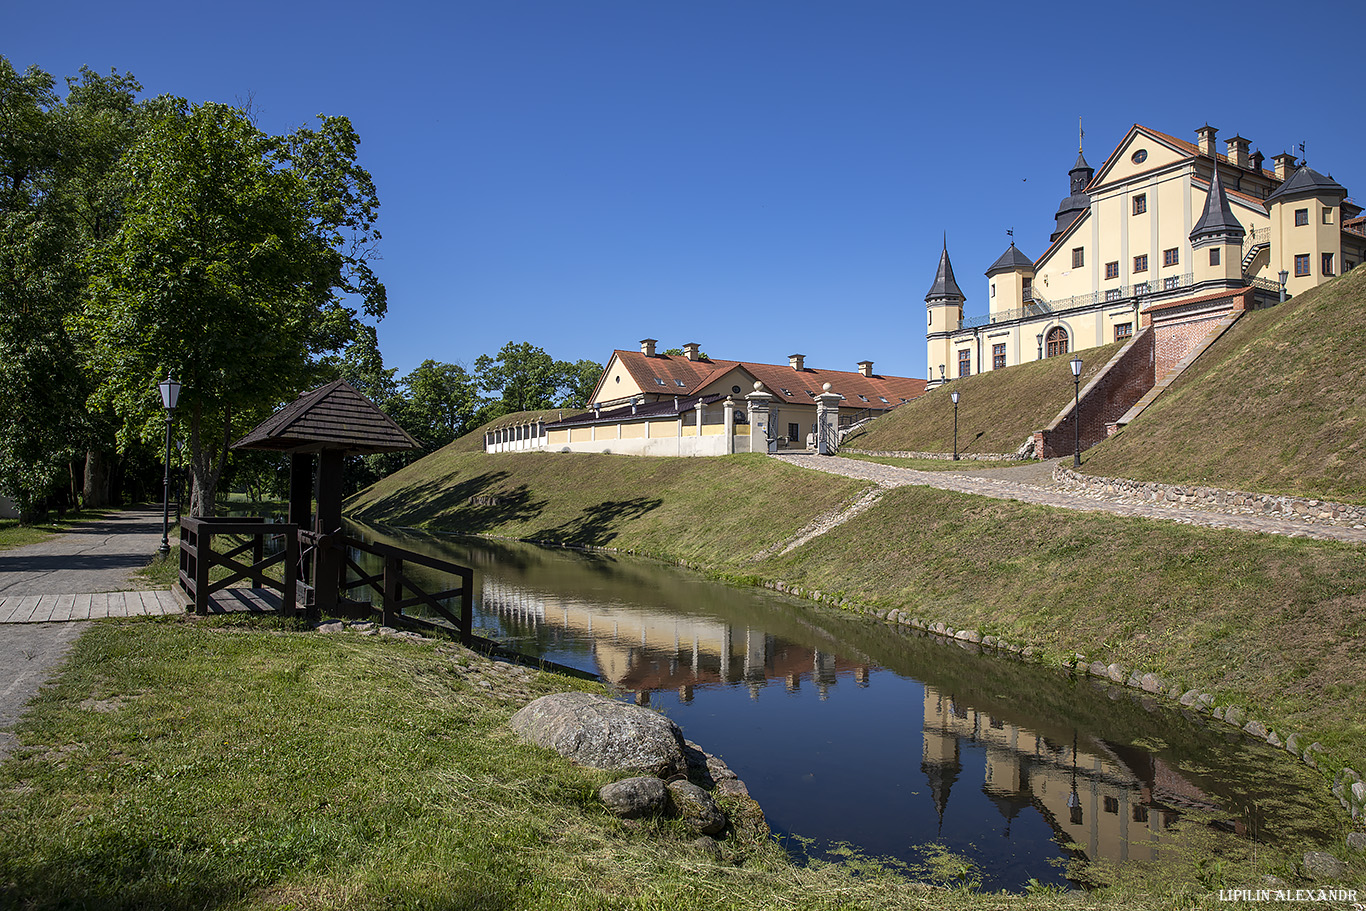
[481,578,1239,868]
[922,684,1235,864]
[479,577,871,701]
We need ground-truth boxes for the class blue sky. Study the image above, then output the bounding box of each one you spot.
[11,0,1364,383]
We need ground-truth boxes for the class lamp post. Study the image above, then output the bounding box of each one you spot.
[1037,332,1044,361]
[1279,269,1289,303]
[1069,355,1083,468]
[950,389,960,461]
[157,371,182,555]
[938,363,945,382]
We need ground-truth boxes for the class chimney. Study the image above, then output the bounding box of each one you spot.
[857,360,874,377]
[1225,135,1250,169]
[1250,150,1265,174]
[789,353,805,371]
[640,338,657,357]
[1196,124,1218,157]
[1273,152,1297,182]
[682,342,701,361]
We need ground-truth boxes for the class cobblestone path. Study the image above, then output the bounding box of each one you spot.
[771,453,1366,545]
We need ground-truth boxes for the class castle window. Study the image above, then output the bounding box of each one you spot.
[1115,322,1133,341]
[1133,194,1147,215]
[1164,276,1181,290]
[1322,252,1335,276]
[1324,207,1335,225]
[1295,253,1310,276]
[1134,281,1150,295]
[1134,254,1149,273]
[1210,248,1221,266]
[1295,208,1309,226]
[1105,288,1123,302]
[1132,149,1148,164]
[1022,277,1032,300]
[1163,247,1179,267]
[1105,260,1119,280]
[958,349,971,377]
[990,282,996,298]
[1104,796,1120,815]
[1045,326,1069,358]
[993,344,1006,370]
[1071,247,1084,268]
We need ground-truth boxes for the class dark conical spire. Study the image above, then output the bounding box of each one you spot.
[1190,165,1245,243]
[925,238,965,302]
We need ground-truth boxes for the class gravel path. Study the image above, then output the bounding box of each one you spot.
[0,508,167,762]
[772,453,1366,545]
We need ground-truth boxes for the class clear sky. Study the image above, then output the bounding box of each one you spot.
[11,0,1364,383]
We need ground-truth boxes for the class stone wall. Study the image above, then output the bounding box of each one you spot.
[1054,465,1366,528]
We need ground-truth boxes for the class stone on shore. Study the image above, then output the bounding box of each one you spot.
[667,780,727,836]
[598,776,668,819]
[509,692,686,777]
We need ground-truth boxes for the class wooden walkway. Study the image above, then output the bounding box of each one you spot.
[0,588,291,623]
[0,590,185,623]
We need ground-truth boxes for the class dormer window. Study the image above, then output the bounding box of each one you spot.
[858,395,869,402]
[654,378,666,386]
[675,379,686,387]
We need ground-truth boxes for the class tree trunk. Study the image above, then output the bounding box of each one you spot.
[83,449,114,507]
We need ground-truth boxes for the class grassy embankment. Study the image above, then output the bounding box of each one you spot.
[1,617,1101,911]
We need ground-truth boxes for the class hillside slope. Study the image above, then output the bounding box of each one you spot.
[1083,265,1366,503]
[847,341,1125,455]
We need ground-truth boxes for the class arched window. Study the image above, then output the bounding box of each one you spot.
[1046,326,1069,358]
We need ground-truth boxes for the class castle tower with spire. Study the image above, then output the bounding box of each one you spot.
[925,239,965,388]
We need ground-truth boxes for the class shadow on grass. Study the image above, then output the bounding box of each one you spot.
[530,497,663,548]
[350,471,547,533]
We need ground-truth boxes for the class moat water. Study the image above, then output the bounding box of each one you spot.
[340,519,1332,891]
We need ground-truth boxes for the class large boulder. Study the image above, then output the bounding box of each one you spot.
[509,692,687,777]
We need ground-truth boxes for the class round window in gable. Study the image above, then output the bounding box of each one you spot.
[614,375,620,383]
[1132,149,1148,165]
[731,385,742,394]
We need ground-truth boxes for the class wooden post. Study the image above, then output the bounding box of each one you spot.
[252,535,265,588]
[382,555,400,628]
[282,525,299,616]
[460,570,474,645]
[312,449,345,619]
[194,526,211,616]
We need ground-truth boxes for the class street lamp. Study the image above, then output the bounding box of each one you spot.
[950,389,960,461]
[1279,269,1289,303]
[1037,332,1045,361]
[1069,355,1083,468]
[938,363,945,382]
[157,371,182,555]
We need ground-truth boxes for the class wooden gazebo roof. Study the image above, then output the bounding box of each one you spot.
[233,380,419,455]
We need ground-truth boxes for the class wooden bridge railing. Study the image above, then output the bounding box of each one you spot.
[179,517,299,615]
[335,534,474,644]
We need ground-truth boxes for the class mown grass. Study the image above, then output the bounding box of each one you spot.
[0,618,1136,911]
[345,450,868,569]
[846,342,1126,456]
[1081,266,1366,504]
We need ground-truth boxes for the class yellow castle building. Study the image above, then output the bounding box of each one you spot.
[926,124,1366,387]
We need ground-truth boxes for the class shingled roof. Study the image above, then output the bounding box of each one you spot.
[233,380,419,455]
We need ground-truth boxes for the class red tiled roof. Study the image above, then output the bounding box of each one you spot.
[607,350,926,408]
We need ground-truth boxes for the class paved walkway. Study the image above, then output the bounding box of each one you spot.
[773,453,1366,545]
[0,508,177,761]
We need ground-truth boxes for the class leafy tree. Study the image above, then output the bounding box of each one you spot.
[0,60,158,520]
[474,341,564,417]
[559,358,605,409]
[83,102,386,516]
[400,359,477,449]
